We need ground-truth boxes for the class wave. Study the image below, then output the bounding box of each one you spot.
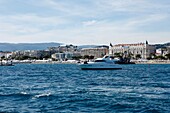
[32,92,52,99]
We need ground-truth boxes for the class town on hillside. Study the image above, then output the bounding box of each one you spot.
[0,41,170,64]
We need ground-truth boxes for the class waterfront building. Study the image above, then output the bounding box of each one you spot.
[81,46,109,58]
[0,52,12,59]
[48,44,79,53]
[109,41,155,59]
[50,44,81,61]
[11,50,51,59]
[0,52,6,58]
[51,52,81,61]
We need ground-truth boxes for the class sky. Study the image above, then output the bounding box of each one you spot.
[0,0,170,45]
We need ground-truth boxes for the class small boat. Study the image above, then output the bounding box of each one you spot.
[78,56,122,70]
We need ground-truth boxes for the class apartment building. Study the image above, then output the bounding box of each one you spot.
[81,46,109,58]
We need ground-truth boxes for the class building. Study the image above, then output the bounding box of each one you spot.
[11,50,51,59]
[81,46,109,58]
[109,41,155,59]
[0,52,12,59]
[50,44,81,61]
[51,52,81,61]
[48,44,79,53]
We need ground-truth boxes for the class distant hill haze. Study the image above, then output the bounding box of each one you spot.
[0,43,62,51]
[153,42,170,49]
[0,42,107,51]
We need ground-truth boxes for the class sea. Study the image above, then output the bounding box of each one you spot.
[0,64,170,113]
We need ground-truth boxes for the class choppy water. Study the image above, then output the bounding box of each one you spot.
[0,64,170,113]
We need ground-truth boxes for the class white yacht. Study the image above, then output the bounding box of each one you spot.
[78,56,122,70]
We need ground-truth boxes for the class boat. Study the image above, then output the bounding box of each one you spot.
[78,56,122,70]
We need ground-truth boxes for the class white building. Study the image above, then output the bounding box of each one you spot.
[0,52,12,59]
[109,41,155,59]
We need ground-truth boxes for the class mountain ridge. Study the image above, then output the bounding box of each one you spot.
[0,42,62,51]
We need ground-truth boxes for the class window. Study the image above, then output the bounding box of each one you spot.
[95,60,106,62]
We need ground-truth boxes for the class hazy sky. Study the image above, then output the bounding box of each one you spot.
[0,0,170,45]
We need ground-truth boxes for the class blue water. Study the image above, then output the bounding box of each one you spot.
[0,64,170,113]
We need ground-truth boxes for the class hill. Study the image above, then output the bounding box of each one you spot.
[0,42,62,51]
[153,42,170,49]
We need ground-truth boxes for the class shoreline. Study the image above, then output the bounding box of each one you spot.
[134,60,170,64]
[1,60,170,65]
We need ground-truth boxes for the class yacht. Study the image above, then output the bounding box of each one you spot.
[78,56,122,70]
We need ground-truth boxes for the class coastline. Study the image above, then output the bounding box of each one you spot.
[134,60,170,64]
[1,60,170,65]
